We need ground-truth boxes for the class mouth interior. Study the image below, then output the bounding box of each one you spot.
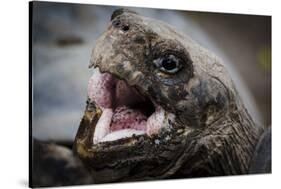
[88,70,167,144]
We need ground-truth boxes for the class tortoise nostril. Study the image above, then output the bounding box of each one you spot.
[112,20,130,32]
[122,25,130,32]
[112,19,121,28]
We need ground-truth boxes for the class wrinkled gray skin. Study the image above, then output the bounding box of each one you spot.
[74,9,264,183]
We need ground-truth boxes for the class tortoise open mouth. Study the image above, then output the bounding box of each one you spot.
[88,69,173,145]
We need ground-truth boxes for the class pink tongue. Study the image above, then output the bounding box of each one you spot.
[110,106,147,132]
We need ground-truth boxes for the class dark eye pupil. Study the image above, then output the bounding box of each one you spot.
[162,58,177,70]
[153,55,181,74]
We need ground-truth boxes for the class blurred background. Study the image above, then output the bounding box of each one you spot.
[32,2,271,143]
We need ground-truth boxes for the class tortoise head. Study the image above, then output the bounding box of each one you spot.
[74,9,254,183]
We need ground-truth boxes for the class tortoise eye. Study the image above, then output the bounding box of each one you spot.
[153,55,182,74]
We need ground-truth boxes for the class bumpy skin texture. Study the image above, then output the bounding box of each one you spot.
[74,9,264,183]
